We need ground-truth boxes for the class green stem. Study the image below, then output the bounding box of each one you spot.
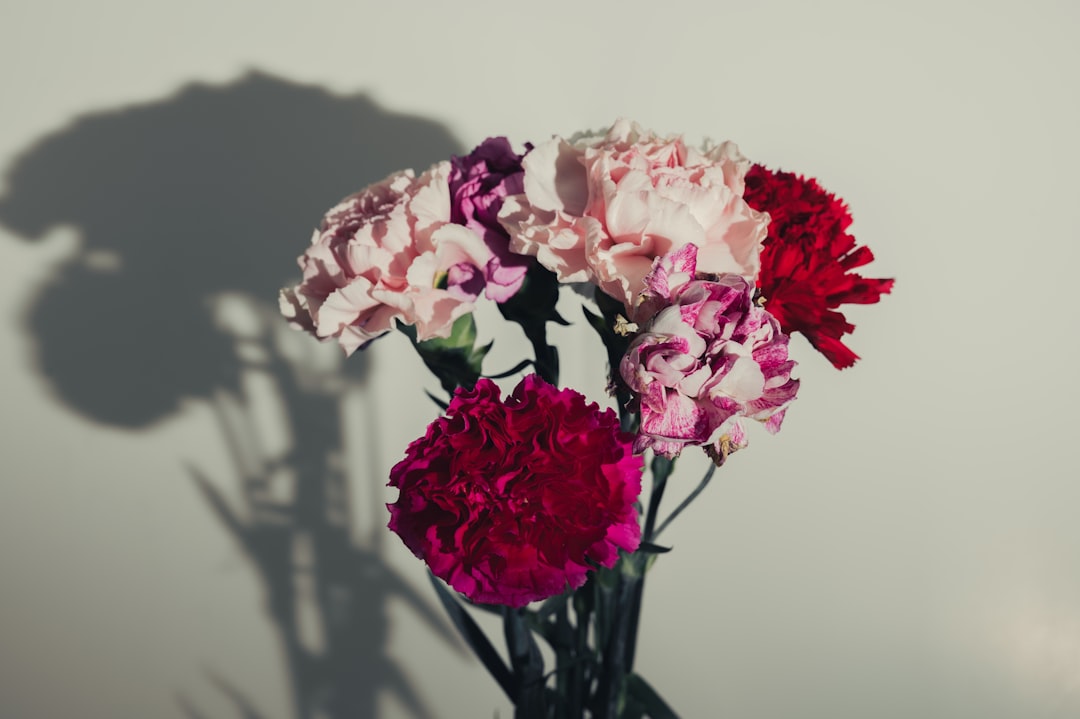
[653,461,717,540]
[642,456,674,543]
[504,607,546,718]
[529,334,559,387]
[622,455,675,684]
[592,455,678,717]
[572,586,592,718]
[596,569,636,718]
[553,603,573,718]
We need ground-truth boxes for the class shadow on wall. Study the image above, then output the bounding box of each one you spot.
[0,70,466,719]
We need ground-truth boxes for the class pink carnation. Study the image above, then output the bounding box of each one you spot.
[620,245,799,458]
[279,163,493,354]
[387,376,643,607]
[499,118,768,316]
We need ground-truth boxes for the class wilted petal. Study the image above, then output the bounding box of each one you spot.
[621,255,799,459]
[638,382,713,444]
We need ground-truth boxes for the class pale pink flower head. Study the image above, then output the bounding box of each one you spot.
[279,163,493,354]
[620,244,799,459]
[499,119,768,316]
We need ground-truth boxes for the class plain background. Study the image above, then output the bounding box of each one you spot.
[2,1,1079,717]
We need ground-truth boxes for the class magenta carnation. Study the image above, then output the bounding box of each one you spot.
[387,375,643,607]
[620,245,799,458]
[448,137,534,302]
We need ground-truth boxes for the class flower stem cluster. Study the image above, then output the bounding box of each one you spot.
[279,118,893,717]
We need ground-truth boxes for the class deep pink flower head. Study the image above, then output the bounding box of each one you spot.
[388,375,643,607]
[448,137,533,302]
[279,163,493,354]
[620,244,799,459]
[743,164,894,369]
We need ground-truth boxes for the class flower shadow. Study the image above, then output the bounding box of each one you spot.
[0,70,466,719]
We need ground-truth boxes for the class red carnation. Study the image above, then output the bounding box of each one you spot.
[387,375,643,607]
[743,164,894,369]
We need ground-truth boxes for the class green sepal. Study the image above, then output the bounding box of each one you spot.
[398,314,491,396]
[595,560,622,591]
[637,541,673,554]
[617,553,646,580]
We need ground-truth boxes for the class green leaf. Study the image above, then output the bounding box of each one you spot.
[636,542,673,554]
[625,673,679,719]
[470,339,495,366]
[427,573,515,701]
[654,461,718,540]
[499,263,564,385]
[461,598,503,616]
[484,359,534,380]
[423,390,449,411]
[581,305,608,337]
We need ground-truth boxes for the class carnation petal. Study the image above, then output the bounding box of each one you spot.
[714,356,766,402]
[624,253,799,456]
[522,138,588,216]
[501,120,767,316]
[743,163,892,369]
[282,164,489,352]
[387,376,643,607]
[639,383,713,444]
[316,278,382,336]
[278,287,316,333]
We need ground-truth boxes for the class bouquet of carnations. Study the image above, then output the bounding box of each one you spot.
[279,119,892,718]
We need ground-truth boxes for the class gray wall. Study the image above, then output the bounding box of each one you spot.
[1,1,1078,717]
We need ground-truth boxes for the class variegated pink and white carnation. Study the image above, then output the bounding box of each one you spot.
[280,163,494,354]
[499,118,768,318]
[620,244,799,460]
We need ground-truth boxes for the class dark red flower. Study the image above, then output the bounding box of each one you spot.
[387,375,642,607]
[743,164,894,369]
